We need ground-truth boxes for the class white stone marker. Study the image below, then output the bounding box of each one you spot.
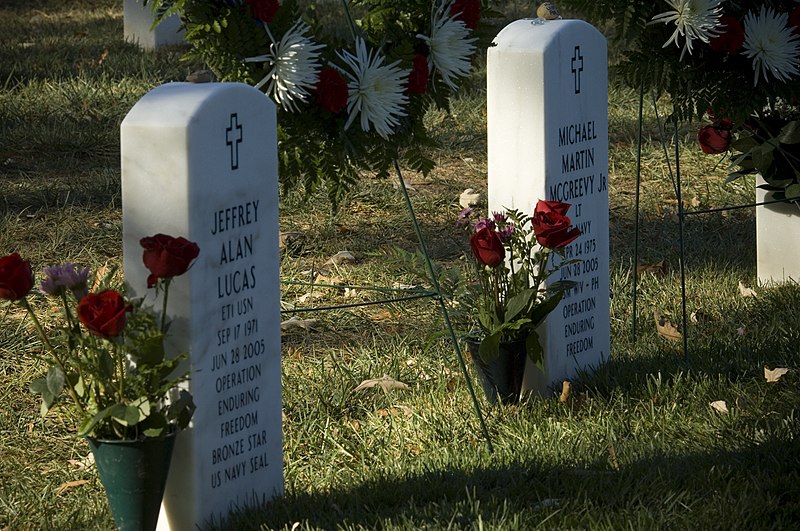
[124,0,184,50]
[487,19,610,394]
[121,82,282,529]
[756,180,800,284]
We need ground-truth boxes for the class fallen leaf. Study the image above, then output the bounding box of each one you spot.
[690,309,712,324]
[637,260,668,275]
[738,281,757,298]
[354,375,410,393]
[459,188,483,208]
[559,380,571,403]
[298,291,325,303]
[278,231,304,251]
[280,317,319,332]
[96,47,109,65]
[764,366,789,383]
[736,326,746,336]
[393,177,417,191]
[55,479,89,496]
[607,445,620,470]
[392,281,418,291]
[326,250,355,265]
[653,310,681,341]
[710,400,728,414]
[690,196,701,208]
[376,406,413,417]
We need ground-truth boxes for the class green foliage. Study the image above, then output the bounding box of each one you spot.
[146,0,491,207]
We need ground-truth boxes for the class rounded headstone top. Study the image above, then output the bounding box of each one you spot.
[492,19,604,51]
[122,82,273,128]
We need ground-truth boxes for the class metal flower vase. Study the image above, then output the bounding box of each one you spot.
[465,339,527,405]
[87,432,176,531]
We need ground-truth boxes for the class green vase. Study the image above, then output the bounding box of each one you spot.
[465,339,527,405]
[88,432,176,531]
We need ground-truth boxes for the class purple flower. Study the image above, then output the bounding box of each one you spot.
[41,263,90,299]
[492,212,507,224]
[474,218,496,232]
[456,207,474,228]
[498,225,515,242]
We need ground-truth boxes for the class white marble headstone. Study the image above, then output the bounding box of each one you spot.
[121,82,282,529]
[124,0,184,50]
[487,19,610,394]
[756,179,800,285]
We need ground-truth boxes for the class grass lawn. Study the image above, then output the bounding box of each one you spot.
[1,1,798,530]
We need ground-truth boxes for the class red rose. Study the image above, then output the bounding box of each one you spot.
[531,200,581,249]
[0,253,34,300]
[698,124,731,154]
[315,67,348,114]
[140,234,200,288]
[407,54,429,95]
[791,7,800,34]
[450,0,480,30]
[245,0,279,24]
[469,227,505,268]
[78,290,130,337]
[709,16,744,54]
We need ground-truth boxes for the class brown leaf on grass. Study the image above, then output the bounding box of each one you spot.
[376,405,413,417]
[738,281,758,298]
[55,479,89,496]
[559,380,571,403]
[637,260,668,275]
[653,310,681,341]
[326,250,356,265]
[354,375,410,393]
[764,367,789,383]
[690,309,713,324]
[710,400,729,414]
[280,317,319,332]
[607,445,620,471]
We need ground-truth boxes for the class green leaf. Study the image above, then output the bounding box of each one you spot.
[778,121,800,145]
[46,366,65,396]
[785,184,800,200]
[504,288,537,322]
[529,290,565,326]
[134,334,166,366]
[751,143,775,172]
[525,331,544,370]
[29,377,55,416]
[478,332,502,363]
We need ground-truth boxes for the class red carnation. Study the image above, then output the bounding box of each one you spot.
[531,200,581,249]
[407,54,429,95]
[709,16,744,54]
[245,0,279,24]
[698,125,731,154]
[791,7,800,34]
[450,0,480,30]
[315,67,348,114]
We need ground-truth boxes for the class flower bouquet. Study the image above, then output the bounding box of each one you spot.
[144,0,495,205]
[2,234,200,530]
[458,200,580,402]
[0,233,199,440]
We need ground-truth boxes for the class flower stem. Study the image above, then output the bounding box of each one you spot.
[160,278,171,332]
[339,0,358,42]
[19,298,86,416]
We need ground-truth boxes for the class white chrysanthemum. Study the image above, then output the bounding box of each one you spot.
[650,0,724,60]
[742,6,800,86]
[337,38,409,140]
[417,2,477,90]
[245,21,324,112]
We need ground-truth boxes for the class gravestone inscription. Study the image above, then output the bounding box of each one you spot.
[121,82,282,529]
[487,18,610,394]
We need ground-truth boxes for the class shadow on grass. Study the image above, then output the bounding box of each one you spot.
[214,435,799,530]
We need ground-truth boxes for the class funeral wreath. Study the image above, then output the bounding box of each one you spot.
[561,0,800,199]
[0,234,199,440]
[146,0,495,205]
[458,200,581,366]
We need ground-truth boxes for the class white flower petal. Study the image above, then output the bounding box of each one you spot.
[418,1,477,90]
[650,0,724,60]
[742,6,800,86]
[246,21,325,112]
[337,38,409,140]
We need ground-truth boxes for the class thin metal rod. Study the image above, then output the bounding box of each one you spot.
[682,196,799,216]
[673,120,690,370]
[280,293,435,314]
[393,158,494,454]
[632,83,644,339]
